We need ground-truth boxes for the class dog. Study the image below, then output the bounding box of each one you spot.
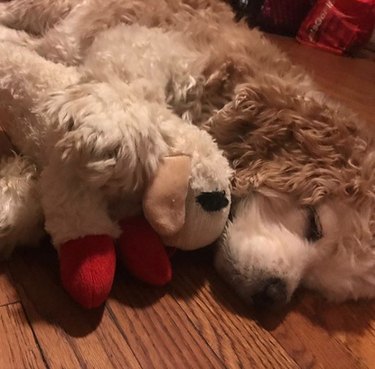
[0,0,374,306]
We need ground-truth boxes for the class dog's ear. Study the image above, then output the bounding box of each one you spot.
[143,155,191,237]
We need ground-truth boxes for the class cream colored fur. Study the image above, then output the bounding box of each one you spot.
[0,0,374,303]
[0,27,232,254]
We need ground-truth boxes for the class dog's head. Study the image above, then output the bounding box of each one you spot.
[208,82,375,307]
[216,191,375,308]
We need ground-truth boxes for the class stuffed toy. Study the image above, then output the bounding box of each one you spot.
[0,35,232,308]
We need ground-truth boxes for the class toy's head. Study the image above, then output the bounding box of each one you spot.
[40,79,232,251]
[143,129,232,251]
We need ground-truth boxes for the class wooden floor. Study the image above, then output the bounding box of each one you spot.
[1,35,375,369]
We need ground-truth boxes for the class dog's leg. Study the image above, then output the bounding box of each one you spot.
[0,0,78,34]
[0,155,44,258]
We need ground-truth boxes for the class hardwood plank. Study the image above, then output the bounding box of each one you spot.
[0,263,19,306]
[298,295,375,369]
[7,246,142,369]
[173,249,368,369]
[169,250,299,369]
[0,303,47,369]
[6,243,375,369]
[255,291,368,369]
[108,276,226,369]
[268,34,375,124]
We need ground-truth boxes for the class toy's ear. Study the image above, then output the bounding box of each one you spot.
[143,155,191,237]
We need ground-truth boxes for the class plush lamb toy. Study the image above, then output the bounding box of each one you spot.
[0,38,232,308]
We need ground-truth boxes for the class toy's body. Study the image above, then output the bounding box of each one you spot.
[0,26,231,308]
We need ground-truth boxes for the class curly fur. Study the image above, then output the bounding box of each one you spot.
[0,0,374,303]
[0,23,232,253]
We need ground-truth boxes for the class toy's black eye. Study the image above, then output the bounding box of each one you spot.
[196,191,229,212]
[306,206,323,242]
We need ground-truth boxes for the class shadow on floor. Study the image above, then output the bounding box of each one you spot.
[5,243,375,339]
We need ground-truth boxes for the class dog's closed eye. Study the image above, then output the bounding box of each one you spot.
[196,191,229,212]
[306,206,323,242]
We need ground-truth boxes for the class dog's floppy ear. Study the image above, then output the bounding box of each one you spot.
[143,155,191,237]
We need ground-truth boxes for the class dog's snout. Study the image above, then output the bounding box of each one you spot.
[196,191,229,212]
[252,278,287,308]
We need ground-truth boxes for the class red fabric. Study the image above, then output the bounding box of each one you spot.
[297,0,375,54]
[119,216,172,286]
[60,235,116,309]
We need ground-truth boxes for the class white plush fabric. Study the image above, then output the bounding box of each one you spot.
[0,28,231,253]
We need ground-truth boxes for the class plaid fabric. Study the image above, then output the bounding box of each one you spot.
[297,0,375,54]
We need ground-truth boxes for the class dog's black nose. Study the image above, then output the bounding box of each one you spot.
[252,278,287,308]
[196,191,229,212]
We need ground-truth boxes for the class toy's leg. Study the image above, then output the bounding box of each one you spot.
[0,0,77,34]
[119,216,172,286]
[40,159,121,308]
[0,154,44,258]
[59,235,116,309]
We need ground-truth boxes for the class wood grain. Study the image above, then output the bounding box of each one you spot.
[169,251,299,369]
[268,35,375,124]
[108,276,226,369]
[0,263,19,306]
[0,303,47,369]
[172,251,369,369]
[8,247,142,369]
[297,295,375,369]
[256,295,367,369]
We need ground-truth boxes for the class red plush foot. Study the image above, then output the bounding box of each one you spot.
[119,217,172,286]
[60,235,116,309]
